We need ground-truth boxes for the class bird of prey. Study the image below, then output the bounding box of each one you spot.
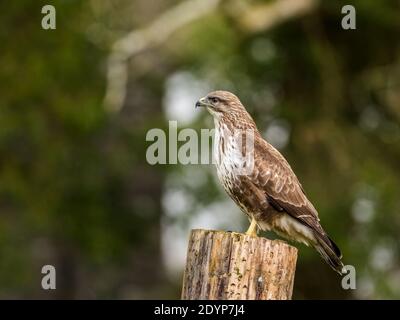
[195,90,344,274]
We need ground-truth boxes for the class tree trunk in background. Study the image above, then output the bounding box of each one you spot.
[117,73,168,299]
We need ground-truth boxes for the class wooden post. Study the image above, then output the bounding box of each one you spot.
[181,229,297,300]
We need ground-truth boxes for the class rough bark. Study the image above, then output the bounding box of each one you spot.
[181,229,297,300]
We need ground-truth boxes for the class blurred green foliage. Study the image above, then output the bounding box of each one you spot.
[0,0,399,299]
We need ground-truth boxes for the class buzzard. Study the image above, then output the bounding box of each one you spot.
[196,90,344,274]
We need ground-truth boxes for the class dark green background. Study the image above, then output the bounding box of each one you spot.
[1,0,399,299]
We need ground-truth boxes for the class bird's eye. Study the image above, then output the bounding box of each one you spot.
[210,97,219,104]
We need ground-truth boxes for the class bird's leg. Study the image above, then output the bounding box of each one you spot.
[245,218,258,237]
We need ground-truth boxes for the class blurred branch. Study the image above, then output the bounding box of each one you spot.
[234,0,319,33]
[104,0,319,113]
[104,0,221,113]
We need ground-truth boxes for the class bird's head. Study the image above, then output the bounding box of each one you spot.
[195,90,256,129]
[195,91,243,116]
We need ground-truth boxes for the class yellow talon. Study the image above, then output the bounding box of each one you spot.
[245,218,258,237]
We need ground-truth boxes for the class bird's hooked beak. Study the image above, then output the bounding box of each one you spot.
[195,97,209,109]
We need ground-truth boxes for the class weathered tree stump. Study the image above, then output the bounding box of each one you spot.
[181,229,297,300]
